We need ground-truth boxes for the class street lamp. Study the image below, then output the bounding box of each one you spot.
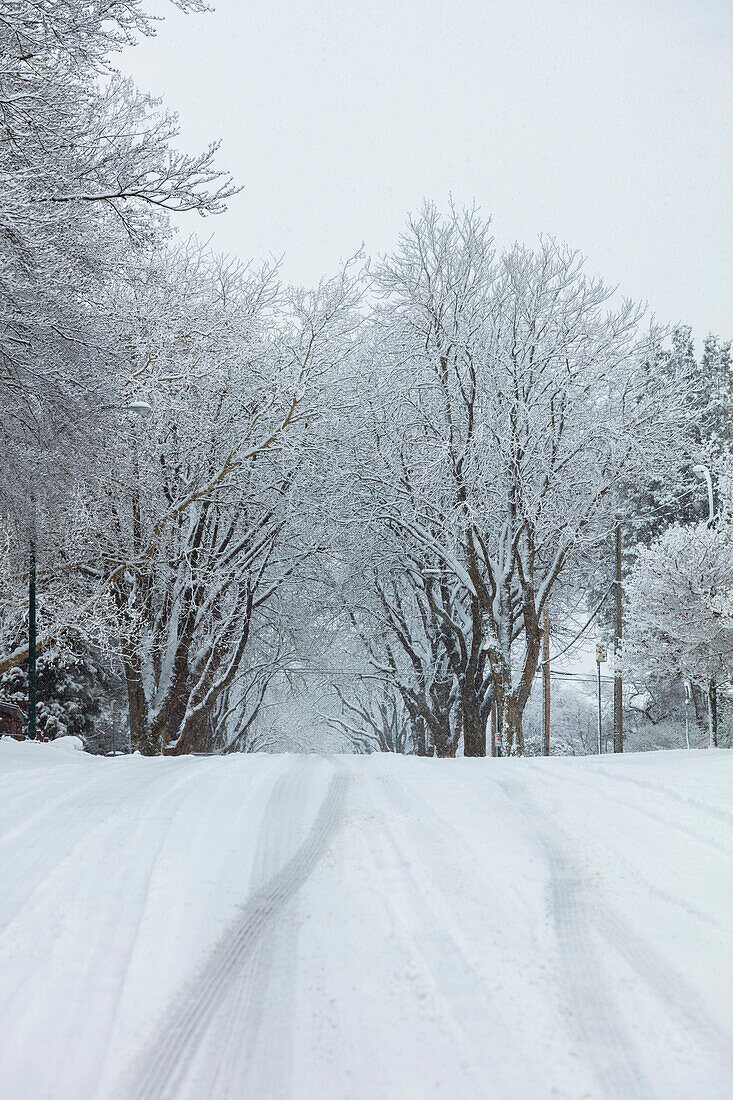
[26,396,153,740]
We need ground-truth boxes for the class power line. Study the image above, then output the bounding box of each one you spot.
[539,585,614,666]
[274,667,615,684]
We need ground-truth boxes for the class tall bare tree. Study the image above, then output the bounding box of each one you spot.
[356,204,690,754]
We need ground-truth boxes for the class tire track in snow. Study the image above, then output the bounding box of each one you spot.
[530,771,733,1086]
[91,763,239,1100]
[546,857,648,1099]
[124,760,349,1100]
[591,905,733,1094]
[523,760,733,935]
[524,762,733,860]
[0,763,195,941]
[496,778,649,1100]
[362,773,506,1099]
[358,767,571,1099]
[497,774,733,1098]
[204,756,310,1100]
[584,764,733,830]
[0,761,217,1100]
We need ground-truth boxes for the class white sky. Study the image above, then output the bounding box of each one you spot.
[121,0,731,340]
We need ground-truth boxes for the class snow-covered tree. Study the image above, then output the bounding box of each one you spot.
[0,0,237,681]
[625,520,733,747]
[353,203,690,755]
[614,327,732,548]
[326,682,413,754]
[65,244,361,753]
[0,639,117,748]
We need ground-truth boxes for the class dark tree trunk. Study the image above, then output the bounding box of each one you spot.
[692,682,705,723]
[491,596,542,756]
[462,693,486,756]
[492,662,534,756]
[172,707,212,755]
[123,657,157,755]
[151,658,190,753]
[503,696,525,756]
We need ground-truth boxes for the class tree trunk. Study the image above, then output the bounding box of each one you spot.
[462,692,486,757]
[491,638,539,757]
[492,663,509,753]
[172,707,212,755]
[123,657,157,755]
[503,694,525,756]
[692,682,705,723]
[492,660,527,754]
[414,715,427,757]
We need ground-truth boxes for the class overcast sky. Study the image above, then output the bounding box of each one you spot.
[122,0,731,340]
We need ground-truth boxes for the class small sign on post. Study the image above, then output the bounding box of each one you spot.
[596,643,607,663]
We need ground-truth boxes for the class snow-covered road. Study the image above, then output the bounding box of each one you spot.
[1,740,732,1099]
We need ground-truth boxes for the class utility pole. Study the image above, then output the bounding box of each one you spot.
[708,679,718,748]
[543,607,550,756]
[692,465,717,749]
[597,661,602,754]
[595,643,606,754]
[613,516,623,753]
[28,535,37,740]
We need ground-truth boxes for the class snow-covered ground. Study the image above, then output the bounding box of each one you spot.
[1,739,732,1100]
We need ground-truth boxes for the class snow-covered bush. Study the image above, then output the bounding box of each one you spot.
[0,639,115,749]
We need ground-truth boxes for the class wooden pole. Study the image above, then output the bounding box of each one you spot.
[543,607,550,756]
[708,679,718,748]
[597,659,603,754]
[614,515,623,753]
[28,536,37,740]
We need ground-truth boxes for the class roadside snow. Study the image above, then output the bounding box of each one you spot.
[0,739,731,1099]
[46,734,86,751]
